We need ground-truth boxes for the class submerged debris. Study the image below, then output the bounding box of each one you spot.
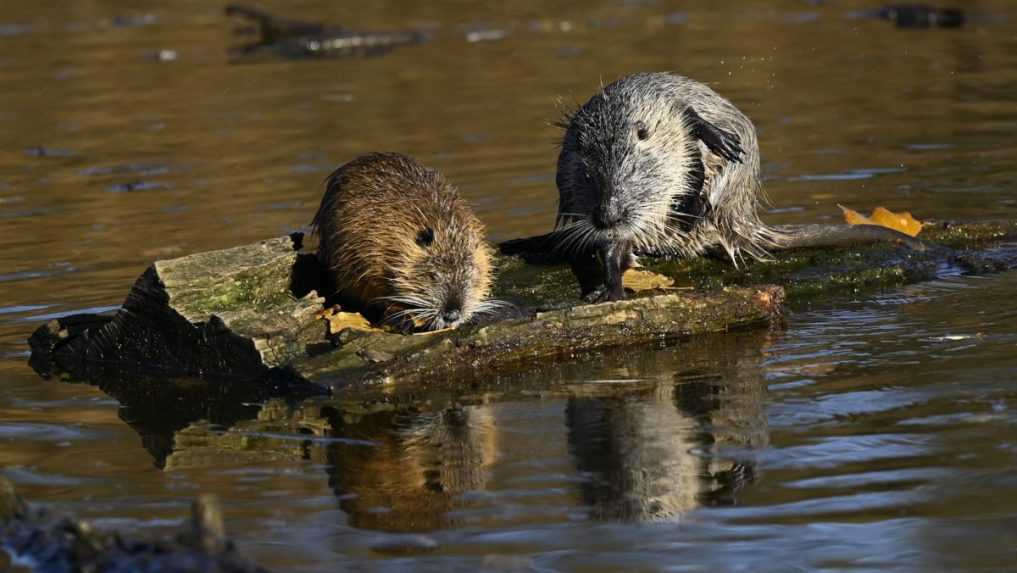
[225,4,425,59]
[0,477,271,573]
[873,4,965,28]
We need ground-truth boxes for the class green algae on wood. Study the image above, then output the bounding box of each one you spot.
[27,233,783,391]
[644,220,1017,300]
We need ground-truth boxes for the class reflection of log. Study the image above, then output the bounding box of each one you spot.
[28,233,783,391]
[0,478,271,572]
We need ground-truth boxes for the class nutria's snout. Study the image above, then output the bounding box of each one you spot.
[436,293,464,328]
[591,199,629,230]
[439,307,463,327]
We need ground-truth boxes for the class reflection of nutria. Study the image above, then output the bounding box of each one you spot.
[311,153,496,331]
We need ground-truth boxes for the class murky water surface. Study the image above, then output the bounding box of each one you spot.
[2,1,1016,571]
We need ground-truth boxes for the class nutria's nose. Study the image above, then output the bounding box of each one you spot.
[442,308,462,324]
[592,202,625,229]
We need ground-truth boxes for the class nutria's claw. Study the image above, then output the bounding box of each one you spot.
[582,284,625,304]
[392,315,418,335]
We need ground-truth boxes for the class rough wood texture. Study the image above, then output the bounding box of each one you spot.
[300,286,782,388]
[30,235,323,385]
[27,233,782,391]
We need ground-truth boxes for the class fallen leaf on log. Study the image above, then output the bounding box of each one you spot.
[839,205,923,237]
[623,269,677,292]
[319,306,374,336]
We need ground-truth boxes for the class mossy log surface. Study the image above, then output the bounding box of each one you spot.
[27,221,1017,393]
[27,233,783,391]
[0,478,270,573]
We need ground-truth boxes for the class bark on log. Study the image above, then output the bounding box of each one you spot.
[28,233,784,391]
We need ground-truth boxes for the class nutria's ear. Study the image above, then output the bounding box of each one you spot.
[682,106,745,164]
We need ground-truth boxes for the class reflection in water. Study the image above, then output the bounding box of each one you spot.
[567,332,768,521]
[71,328,773,534]
[319,330,772,531]
[327,406,498,532]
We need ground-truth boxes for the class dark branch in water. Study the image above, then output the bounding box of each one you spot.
[225,4,426,59]
[876,4,965,28]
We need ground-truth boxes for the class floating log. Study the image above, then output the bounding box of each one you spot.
[28,233,784,391]
[28,221,1017,393]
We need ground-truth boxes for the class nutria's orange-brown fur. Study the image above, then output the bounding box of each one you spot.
[311,153,495,331]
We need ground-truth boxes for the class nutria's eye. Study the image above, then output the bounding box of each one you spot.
[635,121,650,141]
[416,228,435,247]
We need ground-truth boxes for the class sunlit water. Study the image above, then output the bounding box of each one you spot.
[1,1,1016,571]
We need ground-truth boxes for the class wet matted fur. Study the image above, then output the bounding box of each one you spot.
[554,72,784,300]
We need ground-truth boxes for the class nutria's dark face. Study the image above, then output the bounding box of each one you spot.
[560,85,700,252]
[384,216,494,331]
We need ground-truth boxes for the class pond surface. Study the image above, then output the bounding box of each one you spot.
[1,0,1016,571]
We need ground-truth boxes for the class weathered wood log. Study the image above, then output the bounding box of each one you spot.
[0,477,271,572]
[28,233,784,391]
[27,221,1017,393]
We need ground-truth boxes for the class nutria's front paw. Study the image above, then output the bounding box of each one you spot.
[384,314,418,335]
[582,285,626,304]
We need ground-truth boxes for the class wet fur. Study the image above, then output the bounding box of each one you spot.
[555,72,783,266]
[311,153,495,331]
[554,73,785,299]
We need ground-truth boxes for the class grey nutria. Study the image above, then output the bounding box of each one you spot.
[311,153,496,331]
[543,72,921,301]
[552,72,779,301]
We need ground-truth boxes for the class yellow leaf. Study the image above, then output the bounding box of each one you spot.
[318,306,375,335]
[623,269,675,292]
[838,205,923,237]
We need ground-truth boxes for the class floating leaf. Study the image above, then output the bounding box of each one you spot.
[623,269,676,292]
[839,204,923,237]
[318,305,374,335]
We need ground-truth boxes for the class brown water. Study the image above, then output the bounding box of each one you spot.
[2,0,1017,571]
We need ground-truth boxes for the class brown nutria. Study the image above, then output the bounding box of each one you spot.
[516,72,921,302]
[311,153,496,331]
